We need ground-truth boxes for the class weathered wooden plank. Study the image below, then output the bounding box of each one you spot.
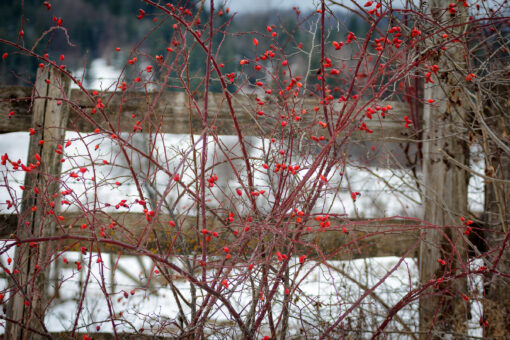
[6,66,71,340]
[482,85,510,336]
[0,86,33,133]
[5,68,51,340]
[0,213,17,236]
[419,1,470,335]
[0,86,419,140]
[0,212,421,260]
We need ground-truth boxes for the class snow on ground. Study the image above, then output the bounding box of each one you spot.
[1,240,420,336]
[0,244,484,338]
[0,131,486,337]
[0,131,484,218]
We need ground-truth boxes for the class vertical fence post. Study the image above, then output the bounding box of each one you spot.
[6,66,70,339]
[419,0,470,337]
[483,84,510,337]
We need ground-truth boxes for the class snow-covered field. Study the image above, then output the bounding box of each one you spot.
[0,242,485,338]
[0,132,483,338]
[0,130,484,217]
[1,238,422,336]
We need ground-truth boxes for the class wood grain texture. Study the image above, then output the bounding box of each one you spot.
[0,86,418,141]
[418,1,470,336]
[6,67,71,340]
[0,212,421,261]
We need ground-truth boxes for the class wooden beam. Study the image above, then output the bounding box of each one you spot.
[0,212,421,261]
[482,85,510,337]
[419,0,470,335]
[0,86,33,133]
[0,86,419,140]
[5,66,71,340]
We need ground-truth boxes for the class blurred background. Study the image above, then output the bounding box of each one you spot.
[0,0,371,87]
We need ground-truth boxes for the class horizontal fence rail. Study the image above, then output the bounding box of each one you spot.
[0,86,420,141]
[0,213,422,260]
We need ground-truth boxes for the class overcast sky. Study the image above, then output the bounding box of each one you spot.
[207,0,411,13]
[206,0,320,13]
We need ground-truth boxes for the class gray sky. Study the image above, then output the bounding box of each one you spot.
[207,0,411,13]
[206,0,320,13]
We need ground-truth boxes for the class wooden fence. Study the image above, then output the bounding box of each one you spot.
[0,66,423,252]
[0,67,424,338]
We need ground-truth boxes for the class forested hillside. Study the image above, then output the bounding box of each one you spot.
[0,0,369,87]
